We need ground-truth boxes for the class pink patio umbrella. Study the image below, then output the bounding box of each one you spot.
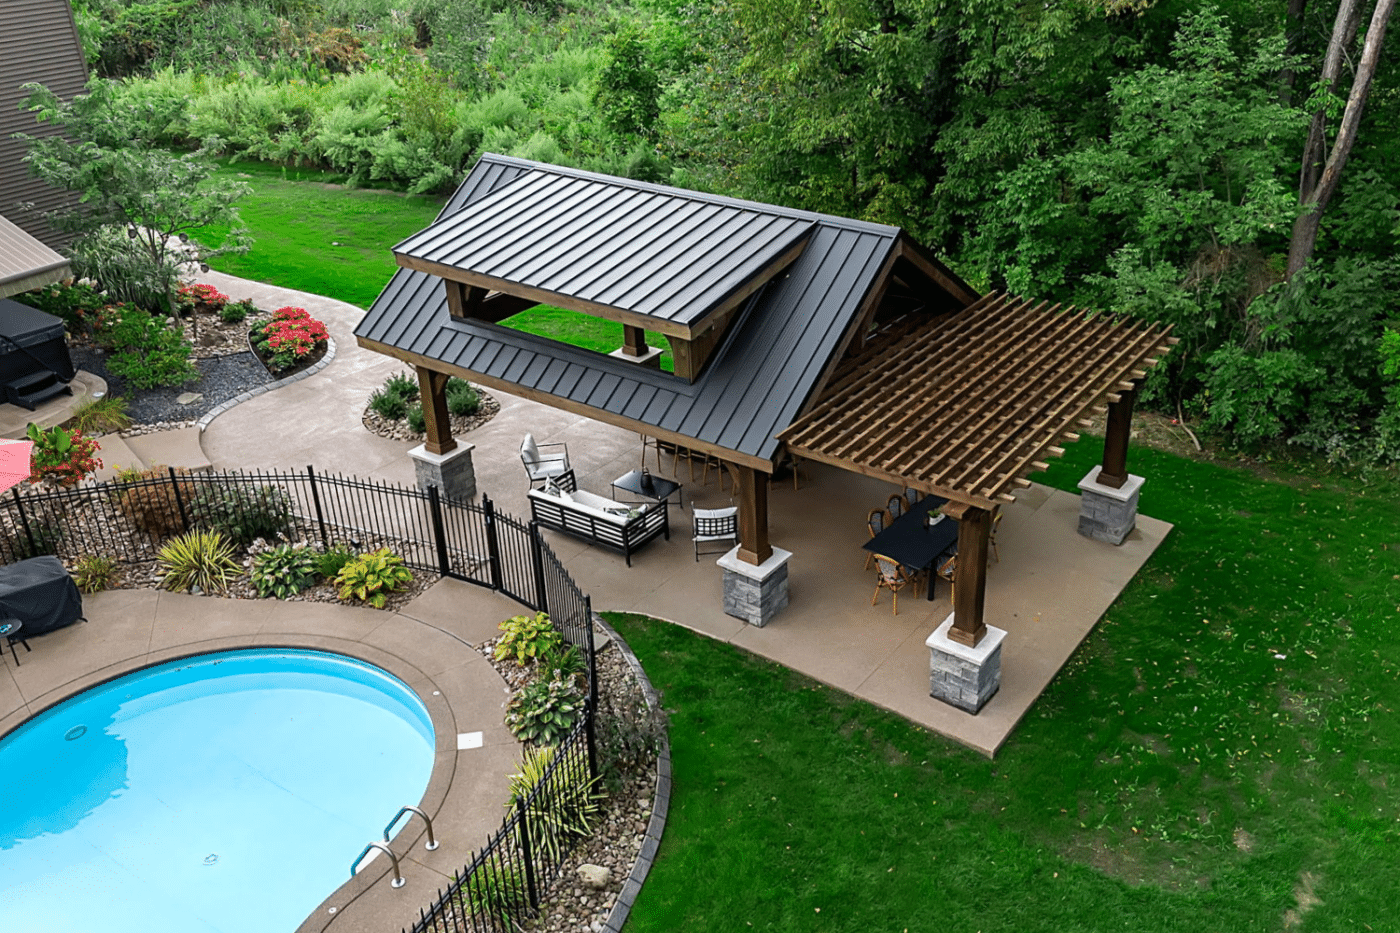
[0,440,34,493]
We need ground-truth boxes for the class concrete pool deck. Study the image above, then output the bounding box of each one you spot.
[0,579,530,933]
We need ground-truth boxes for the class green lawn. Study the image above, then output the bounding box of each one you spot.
[607,438,1400,932]
[200,162,673,369]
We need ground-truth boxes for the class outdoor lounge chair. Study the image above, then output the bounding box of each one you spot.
[693,506,738,561]
[520,433,571,488]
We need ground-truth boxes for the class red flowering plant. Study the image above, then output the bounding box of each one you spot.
[26,423,102,488]
[176,283,229,316]
[254,306,329,373]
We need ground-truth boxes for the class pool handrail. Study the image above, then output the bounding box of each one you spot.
[383,804,439,851]
[350,841,405,888]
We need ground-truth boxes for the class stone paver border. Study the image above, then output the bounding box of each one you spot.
[196,335,338,431]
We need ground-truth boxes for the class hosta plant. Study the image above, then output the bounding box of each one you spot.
[334,547,413,608]
[157,530,240,595]
[250,543,320,598]
[495,611,564,666]
[505,677,585,745]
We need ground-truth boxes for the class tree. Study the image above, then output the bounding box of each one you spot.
[16,79,250,329]
[1287,0,1397,277]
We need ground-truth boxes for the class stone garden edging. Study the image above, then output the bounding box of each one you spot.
[196,335,337,432]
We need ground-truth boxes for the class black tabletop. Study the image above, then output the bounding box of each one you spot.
[862,495,959,573]
[612,469,680,501]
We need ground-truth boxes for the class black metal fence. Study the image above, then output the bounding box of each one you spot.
[0,468,603,933]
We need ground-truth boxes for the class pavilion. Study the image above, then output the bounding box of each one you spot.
[355,154,1174,712]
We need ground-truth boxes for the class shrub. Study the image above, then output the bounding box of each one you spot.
[506,677,586,745]
[96,307,198,388]
[368,387,408,421]
[11,514,65,560]
[384,370,419,402]
[539,641,586,685]
[250,543,321,598]
[456,862,528,931]
[495,611,564,666]
[21,280,109,335]
[157,529,240,594]
[176,282,228,316]
[191,483,293,549]
[72,554,120,593]
[314,543,355,580]
[116,467,193,536]
[253,306,328,373]
[446,377,479,416]
[69,395,132,435]
[220,298,254,324]
[334,547,413,608]
[597,673,667,787]
[506,744,604,860]
[406,402,426,434]
[26,423,102,488]
[108,341,200,389]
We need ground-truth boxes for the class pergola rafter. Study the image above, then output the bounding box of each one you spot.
[780,293,1177,510]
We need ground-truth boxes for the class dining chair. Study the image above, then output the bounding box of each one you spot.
[934,549,957,604]
[693,506,739,561]
[989,505,1003,562]
[887,494,905,521]
[871,554,914,615]
[864,508,888,569]
[904,487,919,510]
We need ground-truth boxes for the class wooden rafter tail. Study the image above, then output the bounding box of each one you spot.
[1105,393,1121,405]
[1078,418,1094,428]
[1062,432,1081,443]
[1047,446,1066,457]
[1117,381,1136,392]
[1129,369,1147,380]
[1013,477,1033,488]
[1031,461,1050,472]
[997,493,1017,504]
[1167,336,1181,345]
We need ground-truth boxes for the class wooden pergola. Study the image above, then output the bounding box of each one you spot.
[780,292,1176,647]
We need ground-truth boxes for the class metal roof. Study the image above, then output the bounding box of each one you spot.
[0,212,69,299]
[392,168,817,337]
[356,154,931,465]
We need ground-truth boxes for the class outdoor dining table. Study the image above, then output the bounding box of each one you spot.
[862,495,960,601]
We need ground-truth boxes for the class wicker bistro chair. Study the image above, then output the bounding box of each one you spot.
[864,508,889,569]
[887,494,905,521]
[904,487,919,511]
[934,548,957,604]
[520,433,571,488]
[693,507,739,561]
[871,554,917,615]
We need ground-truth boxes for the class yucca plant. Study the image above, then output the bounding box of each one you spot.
[506,744,604,861]
[157,530,240,594]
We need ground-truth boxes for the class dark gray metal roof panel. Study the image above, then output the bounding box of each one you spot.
[356,154,901,463]
[393,161,819,330]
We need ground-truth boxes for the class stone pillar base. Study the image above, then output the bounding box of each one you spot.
[1077,466,1143,546]
[608,346,665,369]
[409,442,477,501]
[926,614,1006,714]
[717,546,791,627]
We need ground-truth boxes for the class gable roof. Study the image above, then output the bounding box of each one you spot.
[393,168,817,339]
[356,155,972,467]
[0,212,69,298]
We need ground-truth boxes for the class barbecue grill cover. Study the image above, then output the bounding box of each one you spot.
[0,555,84,636]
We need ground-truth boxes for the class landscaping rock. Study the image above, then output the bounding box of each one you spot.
[577,864,611,889]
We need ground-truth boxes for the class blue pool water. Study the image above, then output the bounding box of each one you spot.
[0,649,435,933]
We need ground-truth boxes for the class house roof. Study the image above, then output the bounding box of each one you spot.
[0,212,69,299]
[780,294,1176,508]
[392,169,817,339]
[356,155,971,467]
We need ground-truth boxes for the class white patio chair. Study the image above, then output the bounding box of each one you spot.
[520,433,570,488]
[693,506,738,561]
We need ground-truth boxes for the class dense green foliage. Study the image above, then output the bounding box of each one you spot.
[606,436,1400,930]
[52,0,1400,462]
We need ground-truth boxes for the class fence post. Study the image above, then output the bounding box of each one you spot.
[584,595,598,781]
[306,465,329,549]
[12,488,35,557]
[483,494,504,592]
[427,484,452,577]
[167,467,190,531]
[516,798,540,910]
[529,521,549,615]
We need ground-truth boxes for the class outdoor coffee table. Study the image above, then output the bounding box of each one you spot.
[611,469,684,510]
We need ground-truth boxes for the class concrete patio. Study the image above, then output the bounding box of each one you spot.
[190,271,1172,757]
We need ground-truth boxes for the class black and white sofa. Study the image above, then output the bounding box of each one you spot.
[527,473,669,566]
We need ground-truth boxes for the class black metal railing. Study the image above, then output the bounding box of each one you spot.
[0,468,604,933]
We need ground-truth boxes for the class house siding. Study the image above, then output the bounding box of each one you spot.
[0,0,89,247]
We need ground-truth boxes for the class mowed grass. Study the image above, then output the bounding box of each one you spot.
[200,162,673,368]
[607,438,1400,932]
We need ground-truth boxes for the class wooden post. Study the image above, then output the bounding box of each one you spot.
[942,502,990,648]
[415,366,457,455]
[1099,383,1138,489]
[621,325,648,358]
[733,464,772,566]
[444,280,485,320]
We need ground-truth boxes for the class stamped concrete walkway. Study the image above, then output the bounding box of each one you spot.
[194,271,1173,758]
[0,578,529,933]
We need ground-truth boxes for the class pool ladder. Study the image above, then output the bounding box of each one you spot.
[349,805,440,889]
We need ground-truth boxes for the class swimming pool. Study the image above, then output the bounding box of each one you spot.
[0,649,435,933]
